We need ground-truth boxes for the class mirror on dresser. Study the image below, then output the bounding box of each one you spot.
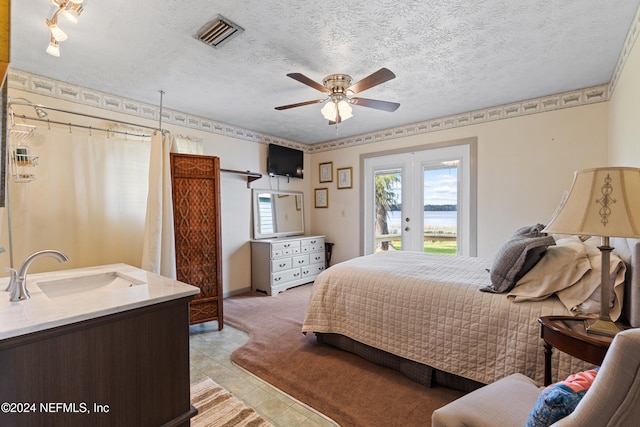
[252,189,304,239]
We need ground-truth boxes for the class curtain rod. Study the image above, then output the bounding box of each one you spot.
[14,114,154,139]
[8,100,166,134]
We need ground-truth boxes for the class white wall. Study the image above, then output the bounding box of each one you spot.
[3,86,311,296]
[309,103,609,263]
[609,34,640,166]
[4,76,616,294]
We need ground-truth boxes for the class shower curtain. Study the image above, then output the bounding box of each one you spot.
[141,132,176,278]
[140,134,202,277]
[8,126,153,273]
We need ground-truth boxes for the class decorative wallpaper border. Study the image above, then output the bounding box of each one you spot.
[5,68,611,154]
[309,85,609,153]
[7,69,306,152]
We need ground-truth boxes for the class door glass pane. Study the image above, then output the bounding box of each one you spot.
[374,169,401,252]
[423,162,458,255]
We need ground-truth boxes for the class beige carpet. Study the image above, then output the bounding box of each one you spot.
[224,284,465,427]
[190,377,273,427]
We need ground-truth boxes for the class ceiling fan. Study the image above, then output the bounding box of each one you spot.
[274,68,400,124]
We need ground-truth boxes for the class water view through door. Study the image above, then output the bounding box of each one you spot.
[363,142,475,256]
[375,164,458,255]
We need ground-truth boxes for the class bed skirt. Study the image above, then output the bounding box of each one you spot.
[315,332,485,393]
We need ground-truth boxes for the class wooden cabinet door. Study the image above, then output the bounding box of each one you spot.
[171,153,223,328]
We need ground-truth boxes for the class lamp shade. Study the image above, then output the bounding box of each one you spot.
[543,167,640,238]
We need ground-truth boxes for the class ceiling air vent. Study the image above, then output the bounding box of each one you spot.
[195,15,244,49]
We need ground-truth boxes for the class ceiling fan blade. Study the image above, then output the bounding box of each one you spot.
[347,68,396,94]
[274,99,325,110]
[350,97,400,112]
[286,73,328,93]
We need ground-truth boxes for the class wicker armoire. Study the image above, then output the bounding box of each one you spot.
[170,153,223,329]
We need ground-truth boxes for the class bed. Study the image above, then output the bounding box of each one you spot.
[302,230,640,391]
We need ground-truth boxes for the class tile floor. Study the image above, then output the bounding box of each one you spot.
[189,321,338,427]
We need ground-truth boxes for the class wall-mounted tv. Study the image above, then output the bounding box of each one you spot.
[267,143,304,179]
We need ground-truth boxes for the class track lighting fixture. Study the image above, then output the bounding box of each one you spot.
[45,0,85,57]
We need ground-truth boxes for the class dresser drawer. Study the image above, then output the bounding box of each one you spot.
[272,240,300,253]
[272,268,301,284]
[292,254,310,267]
[271,257,293,272]
[301,237,323,247]
[309,252,324,264]
[302,243,324,253]
[302,262,325,278]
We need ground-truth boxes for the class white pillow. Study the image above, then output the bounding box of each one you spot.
[557,243,626,320]
[507,236,590,302]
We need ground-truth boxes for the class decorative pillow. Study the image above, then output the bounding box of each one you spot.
[525,368,599,427]
[556,243,627,320]
[482,224,556,293]
[507,236,591,302]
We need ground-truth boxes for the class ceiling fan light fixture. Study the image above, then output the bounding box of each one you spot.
[275,68,399,124]
[321,99,353,122]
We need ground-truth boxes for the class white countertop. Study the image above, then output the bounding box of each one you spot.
[0,263,200,340]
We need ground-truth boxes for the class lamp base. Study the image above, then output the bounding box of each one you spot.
[584,318,623,337]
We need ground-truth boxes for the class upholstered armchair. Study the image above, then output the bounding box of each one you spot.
[432,327,640,427]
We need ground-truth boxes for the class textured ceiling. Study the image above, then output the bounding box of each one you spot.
[10,0,640,144]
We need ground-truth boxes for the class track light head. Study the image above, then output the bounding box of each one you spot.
[35,108,48,118]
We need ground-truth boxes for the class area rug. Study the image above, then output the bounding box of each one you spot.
[190,377,273,427]
[224,284,465,427]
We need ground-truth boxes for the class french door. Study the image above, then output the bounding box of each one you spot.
[363,143,475,256]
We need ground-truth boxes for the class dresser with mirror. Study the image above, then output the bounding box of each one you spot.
[250,189,325,295]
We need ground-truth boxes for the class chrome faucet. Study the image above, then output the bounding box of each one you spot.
[6,250,69,301]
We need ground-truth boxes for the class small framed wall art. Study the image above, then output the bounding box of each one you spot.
[319,162,333,183]
[315,188,328,208]
[337,167,353,189]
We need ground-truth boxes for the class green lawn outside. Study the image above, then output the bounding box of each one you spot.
[388,239,457,255]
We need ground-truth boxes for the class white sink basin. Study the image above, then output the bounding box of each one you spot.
[36,272,146,299]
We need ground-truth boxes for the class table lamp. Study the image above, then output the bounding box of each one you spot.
[543,167,640,336]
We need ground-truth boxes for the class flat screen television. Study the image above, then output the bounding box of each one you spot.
[267,143,304,179]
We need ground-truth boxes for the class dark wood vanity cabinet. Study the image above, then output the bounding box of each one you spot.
[170,153,224,328]
[0,297,196,427]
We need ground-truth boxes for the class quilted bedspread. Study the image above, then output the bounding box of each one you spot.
[302,251,593,385]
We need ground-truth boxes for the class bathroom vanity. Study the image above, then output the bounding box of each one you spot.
[0,264,199,427]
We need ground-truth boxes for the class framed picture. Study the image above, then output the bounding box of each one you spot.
[295,194,302,211]
[319,162,333,183]
[337,167,353,189]
[315,188,328,208]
